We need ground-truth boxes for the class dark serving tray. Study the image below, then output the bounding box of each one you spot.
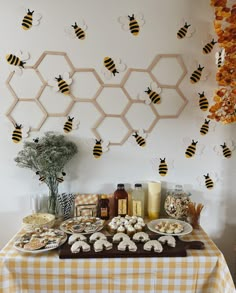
[58,234,204,259]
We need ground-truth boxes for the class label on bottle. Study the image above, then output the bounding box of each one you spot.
[118,199,127,215]
[132,200,142,216]
[101,207,108,217]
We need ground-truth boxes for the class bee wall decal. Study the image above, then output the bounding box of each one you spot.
[132,131,146,147]
[200,119,210,136]
[63,116,79,134]
[202,39,217,54]
[203,173,214,189]
[118,13,145,36]
[92,139,109,159]
[144,83,162,104]
[6,51,30,75]
[190,65,205,84]
[158,158,168,176]
[221,142,232,158]
[215,48,225,68]
[21,9,42,31]
[11,123,29,143]
[213,140,234,159]
[198,91,209,111]
[56,172,66,183]
[36,171,46,182]
[185,139,198,158]
[48,72,72,95]
[102,57,126,80]
[177,21,194,39]
[65,20,87,40]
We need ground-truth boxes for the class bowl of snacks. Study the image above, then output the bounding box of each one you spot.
[22,213,55,231]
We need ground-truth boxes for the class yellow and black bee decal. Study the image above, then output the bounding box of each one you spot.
[221,142,232,158]
[198,91,209,111]
[55,75,70,95]
[128,14,140,36]
[202,39,217,54]
[190,65,204,84]
[177,22,191,39]
[200,119,210,135]
[22,9,34,30]
[6,54,26,68]
[36,171,46,182]
[204,173,214,189]
[12,124,23,143]
[145,87,161,104]
[56,171,66,183]
[93,139,103,159]
[104,57,119,76]
[64,116,74,133]
[159,158,168,176]
[185,140,198,158]
[133,132,146,147]
[71,22,86,40]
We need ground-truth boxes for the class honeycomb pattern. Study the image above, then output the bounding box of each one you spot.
[6,52,187,145]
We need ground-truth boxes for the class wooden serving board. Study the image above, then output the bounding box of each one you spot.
[58,234,204,259]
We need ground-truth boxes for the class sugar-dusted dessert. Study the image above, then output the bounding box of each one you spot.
[155,220,184,234]
[94,239,113,252]
[112,232,130,243]
[158,235,176,247]
[68,233,87,245]
[132,232,150,243]
[143,240,163,253]
[117,240,137,252]
[89,232,107,243]
[71,241,91,253]
[108,215,145,235]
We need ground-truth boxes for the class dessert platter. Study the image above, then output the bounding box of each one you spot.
[14,227,67,254]
[107,215,146,235]
[60,216,105,234]
[147,218,193,236]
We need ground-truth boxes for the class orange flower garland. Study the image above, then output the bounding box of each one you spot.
[208,1,236,124]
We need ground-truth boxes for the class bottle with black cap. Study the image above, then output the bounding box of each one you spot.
[131,183,145,217]
[114,183,128,216]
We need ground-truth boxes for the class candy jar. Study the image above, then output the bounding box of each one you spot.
[164,185,191,220]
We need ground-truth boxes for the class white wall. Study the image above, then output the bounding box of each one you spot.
[0,0,235,278]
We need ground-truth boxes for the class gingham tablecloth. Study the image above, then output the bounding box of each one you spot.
[0,227,235,293]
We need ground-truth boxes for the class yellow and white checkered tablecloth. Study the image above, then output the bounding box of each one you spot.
[0,227,235,293]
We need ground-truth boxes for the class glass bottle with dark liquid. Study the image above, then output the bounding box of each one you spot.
[114,183,128,216]
[97,194,110,220]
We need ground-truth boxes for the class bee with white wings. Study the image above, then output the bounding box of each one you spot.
[5,50,30,75]
[63,116,80,134]
[48,72,72,95]
[11,123,30,143]
[139,82,162,105]
[197,172,218,190]
[21,8,42,31]
[92,139,110,159]
[190,64,209,84]
[202,38,217,54]
[118,13,145,36]
[102,57,126,80]
[151,157,174,177]
[214,140,235,159]
[131,129,147,147]
[199,118,216,136]
[176,20,195,39]
[183,137,205,159]
[215,48,225,68]
[65,20,87,40]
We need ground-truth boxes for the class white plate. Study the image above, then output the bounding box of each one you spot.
[60,217,104,235]
[147,218,193,236]
[14,232,67,254]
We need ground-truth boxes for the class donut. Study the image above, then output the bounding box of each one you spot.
[71,241,91,253]
[132,232,150,243]
[94,239,113,252]
[143,240,163,253]
[68,233,87,245]
[112,232,130,243]
[89,232,107,243]
[158,235,176,247]
[117,240,137,252]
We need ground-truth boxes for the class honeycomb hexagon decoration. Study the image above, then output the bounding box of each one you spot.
[5,52,188,145]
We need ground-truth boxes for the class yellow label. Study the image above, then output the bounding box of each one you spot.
[101,208,108,217]
[132,200,142,216]
[118,199,127,215]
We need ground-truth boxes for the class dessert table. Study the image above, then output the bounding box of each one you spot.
[0,227,235,293]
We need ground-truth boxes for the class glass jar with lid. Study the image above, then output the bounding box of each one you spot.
[164,185,191,220]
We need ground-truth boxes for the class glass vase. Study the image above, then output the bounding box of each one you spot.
[47,181,59,216]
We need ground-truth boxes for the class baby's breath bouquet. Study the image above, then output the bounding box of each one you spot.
[15,132,78,215]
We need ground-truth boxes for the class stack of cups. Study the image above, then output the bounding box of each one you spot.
[147,181,161,219]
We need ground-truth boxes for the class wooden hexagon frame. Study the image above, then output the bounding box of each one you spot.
[5,52,188,145]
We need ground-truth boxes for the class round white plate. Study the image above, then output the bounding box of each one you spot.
[147,218,193,236]
[14,233,67,254]
[60,217,104,235]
